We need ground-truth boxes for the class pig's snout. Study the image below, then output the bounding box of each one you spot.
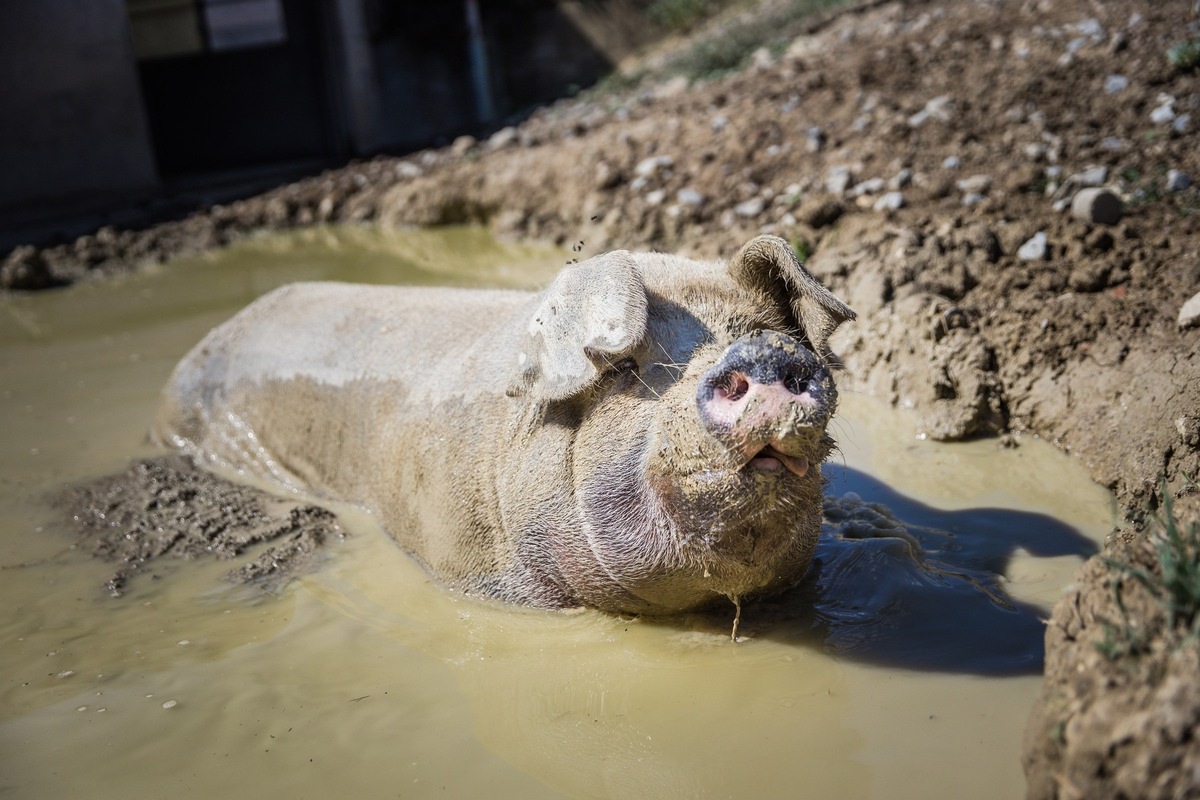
[697,331,831,441]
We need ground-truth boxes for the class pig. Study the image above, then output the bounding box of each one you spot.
[154,234,854,618]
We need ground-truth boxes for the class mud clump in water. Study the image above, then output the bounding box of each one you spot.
[68,455,342,595]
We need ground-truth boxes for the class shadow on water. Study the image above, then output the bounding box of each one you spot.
[749,465,1100,676]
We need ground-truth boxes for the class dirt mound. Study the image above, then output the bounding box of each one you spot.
[69,455,344,596]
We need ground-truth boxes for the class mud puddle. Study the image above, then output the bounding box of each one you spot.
[0,227,1112,799]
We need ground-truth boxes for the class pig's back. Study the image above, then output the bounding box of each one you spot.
[153,281,529,495]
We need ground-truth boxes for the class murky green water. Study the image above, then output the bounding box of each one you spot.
[0,226,1111,799]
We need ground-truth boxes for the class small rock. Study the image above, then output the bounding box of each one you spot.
[594,161,621,190]
[1071,187,1123,225]
[1167,170,1193,192]
[645,190,666,207]
[888,168,913,190]
[1052,198,1071,213]
[1,245,57,290]
[394,162,423,179]
[1099,136,1125,151]
[634,156,672,179]
[907,95,954,127]
[1073,18,1105,41]
[805,126,825,153]
[1173,114,1192,135]
[450,135,476,157]
[653,75,690,100]
[1180,292,1200,329]
[825,167,854,195]
[734,198,765,218]
[162,700,178,709]
[676,188,705,207]
[487,126,518,150]
[849,178,886,197]
[1018,232,1049,261]
[711,115,729,133]
[1024,142,1048,161]
[962,193,986,207]
[942,155,961,170]
[1074,166,1108,187]
[1103,74,1129,93]
[874,192,906,212]
[1151,104,1176,125]
[955,174,993,195]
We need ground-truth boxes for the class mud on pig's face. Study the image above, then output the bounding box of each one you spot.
[509,235,855,613]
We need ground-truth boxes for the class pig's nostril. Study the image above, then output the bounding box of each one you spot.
[783,369,810,395]
[715,372,750,402]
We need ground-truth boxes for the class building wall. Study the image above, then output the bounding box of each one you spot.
[0,0,158,212]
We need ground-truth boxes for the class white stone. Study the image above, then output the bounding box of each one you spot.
[1179,292,1200,329]
[1104,74,1129,93]
[1151,104,1176,124]
[676,188,705,207]
[734,198,765,218]
[1018,232,1049,261]
[874,192,905,212]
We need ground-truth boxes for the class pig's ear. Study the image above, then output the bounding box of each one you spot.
[509,251,648,401]
[729,234,856,360]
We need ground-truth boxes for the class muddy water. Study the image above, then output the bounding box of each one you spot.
[0,227,1111,799]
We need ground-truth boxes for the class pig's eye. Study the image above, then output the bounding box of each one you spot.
[610,357,639,374]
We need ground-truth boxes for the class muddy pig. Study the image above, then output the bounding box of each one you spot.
[154,235,855,616]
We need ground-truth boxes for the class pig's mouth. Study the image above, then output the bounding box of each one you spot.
[746,444,810,478]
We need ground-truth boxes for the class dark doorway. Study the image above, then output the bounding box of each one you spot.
[130,0,339,176]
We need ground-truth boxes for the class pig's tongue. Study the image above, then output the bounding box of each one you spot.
[748,445,809,477]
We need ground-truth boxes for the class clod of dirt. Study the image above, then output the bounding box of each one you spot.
[67,455,343,596]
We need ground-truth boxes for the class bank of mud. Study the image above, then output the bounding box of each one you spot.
[5,0,1199,794]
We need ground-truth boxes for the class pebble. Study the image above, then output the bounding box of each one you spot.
[1074,166,1108,187]
[1099,136,1125,151]
[634,156,672,179]
[711,115,729,133]
[1151,103,1176,125]
[1023,142,1048,161]
[849,178,886,197]
[1018,232,1049,261]
[888,169,913,190]
[162,700,178,709]
[676,188,705,207]
[805,126,825,153]
[874,192,906,212]
[645,190,666,206]
[394,162,423,179]
[826,167,854,195]
[1180,292,1200,329]
[734,198,765,218]
[1167,170,1194,192]
[1071,187,1123,225]
[1103,74,1128,94]
[942,155,961,169]
[1173,114,1192,135]
[449,135,476,157]
[955,174,993,195]
[908,95,954,127]
[487,126,518,150]
[962,193,986,207]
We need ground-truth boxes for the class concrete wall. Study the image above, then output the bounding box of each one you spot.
[0,0,159,213]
